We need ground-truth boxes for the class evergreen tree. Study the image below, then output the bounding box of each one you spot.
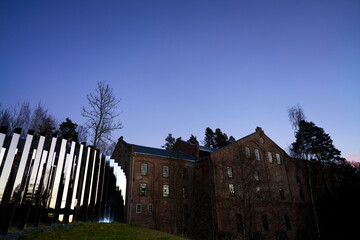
[162,133,175,150]
[204,127,215,148]
[58,118,79,142]
[290,120,345,165]
[187,134,199,145]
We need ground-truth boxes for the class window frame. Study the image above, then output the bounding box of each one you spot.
[136,204,142,213]
[227,166,233,178]
[163,165,169,178]
[245,147,251,158]
[276,153,282,164]
[148,204,153,213]
[140,183,147,196]
[255,149,260,160]
[163,184,170,198]
[140,163,148,176]
[268,152,273,163]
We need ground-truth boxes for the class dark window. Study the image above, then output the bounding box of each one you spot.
[182,168,187,179]
[237,214,244,233]
[182,187,187,198]
[299,189,304,201]
[285,215,291,230]
[279,188,285,200]
[256,186,262,198]
[262,214,269,231]
[184,204,190,219]
[296,176,301,186]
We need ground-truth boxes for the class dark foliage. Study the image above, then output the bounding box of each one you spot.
[58,118,79,142]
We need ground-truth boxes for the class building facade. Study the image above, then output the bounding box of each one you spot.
[112,127,342,240]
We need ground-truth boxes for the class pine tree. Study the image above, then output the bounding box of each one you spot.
[162,133,176,150]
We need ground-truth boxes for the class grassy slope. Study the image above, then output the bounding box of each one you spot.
[19,222,189,240]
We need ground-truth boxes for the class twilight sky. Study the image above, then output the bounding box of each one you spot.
[0,0,359,161]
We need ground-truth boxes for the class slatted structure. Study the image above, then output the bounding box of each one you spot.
[0,127,122,235]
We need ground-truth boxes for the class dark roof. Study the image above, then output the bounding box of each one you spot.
[199,145,217,152]
[132,144,197,162]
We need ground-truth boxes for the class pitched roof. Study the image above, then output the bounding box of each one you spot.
[132,144,197,162]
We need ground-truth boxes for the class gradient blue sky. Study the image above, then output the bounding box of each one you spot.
[0,0,359,161]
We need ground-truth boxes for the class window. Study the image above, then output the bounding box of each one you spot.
[285,215,291,230]
[148,204,153,213]
[276,153,282,164]
[227,166,233,178]
[141,163,148,175]
[256,186,262,198]
[245,147,251,158]
[279,188,285,200]
[163,165,169,177]
[299,189,304,201]
[255,149,260,160]
[236,214,244,233]
[163,184,170,197]
[229,184,235,196]
[182,168,187,179]
[136,204,142,213]
[254,170,260,181]
[182,187,187,198]
[140,183,147,196]
[260,137,265,144]
[262,214,269,231]
[296,176,301,186]
[268,152,273,163]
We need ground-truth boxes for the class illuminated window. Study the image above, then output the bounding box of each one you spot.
[136,204,141,213]
[227,166,233,178]
[255,149,260,160]
[163,165,169,177]
[163,184,170,197]
[276,153,282,164]
[245,147,251,158]
[229,184,235,196]
[268,152,273,163]
[141,163,148,175]
[140,183,147,196]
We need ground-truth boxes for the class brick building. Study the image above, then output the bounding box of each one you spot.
[112,127,341,240]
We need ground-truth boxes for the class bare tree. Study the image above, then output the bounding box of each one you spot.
[288,104,306,132]
[81,81,122,151]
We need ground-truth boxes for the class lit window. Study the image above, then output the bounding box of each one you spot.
[256,186,262,198]
[254,170,260,181]
[229,184,235,196]
[227,166,233,178]
[279,188,285,200]
[140,183,147,196]
[245,147,251,158]
[255,149,260,160]
[276,153,281,164]
[141,163,148,175]
[136,204,141,213]
[148,204,153,213]
[163,184,170,197]
[163,165,169,177]
[268,152,273,163]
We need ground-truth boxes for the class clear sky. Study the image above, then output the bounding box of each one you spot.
[0,0,359,161]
